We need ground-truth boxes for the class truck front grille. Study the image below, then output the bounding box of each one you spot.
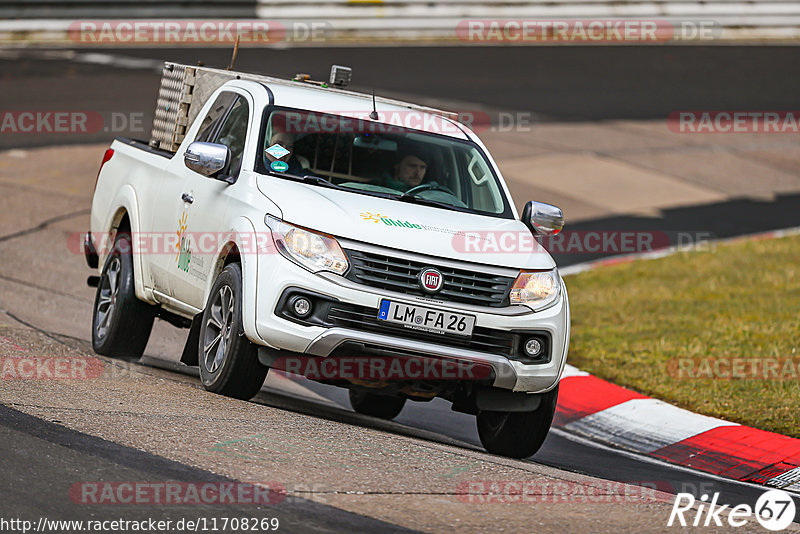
[343,248,515,308]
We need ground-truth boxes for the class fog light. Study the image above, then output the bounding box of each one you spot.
[292,297,312,318]
[524,338,542,357]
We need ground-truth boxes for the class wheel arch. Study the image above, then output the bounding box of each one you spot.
[99,186,152,303]
[202,217,263,346]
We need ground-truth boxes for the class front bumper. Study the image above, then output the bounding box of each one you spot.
[253,252,569,394]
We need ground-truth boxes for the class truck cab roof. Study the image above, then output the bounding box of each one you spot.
[265,81,471,141]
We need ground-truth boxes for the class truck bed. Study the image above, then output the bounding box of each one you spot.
[117,137,173,159]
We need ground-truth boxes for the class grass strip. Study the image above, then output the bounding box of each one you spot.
[564,234,800,437]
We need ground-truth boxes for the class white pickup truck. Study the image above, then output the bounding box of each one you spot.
[85,63,570,458]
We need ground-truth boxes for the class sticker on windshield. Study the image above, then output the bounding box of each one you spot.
[270,160,289,172]
[265,144,290,160]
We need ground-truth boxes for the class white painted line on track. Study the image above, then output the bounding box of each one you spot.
[564,398,739,454]
[560,363,589,379]
[0,48,163,71]
[767,468,800,492]
[71,52,163,71]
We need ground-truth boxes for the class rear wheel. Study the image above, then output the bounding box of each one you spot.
[476,385,559,458]
[91,232,155,359]
[198,263,267,400]
[349,390,406,420]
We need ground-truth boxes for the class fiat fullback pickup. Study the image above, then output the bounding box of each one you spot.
[85,63,570,458]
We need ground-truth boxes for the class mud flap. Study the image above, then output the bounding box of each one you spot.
[475,387,543,412]
[180,313,202,366]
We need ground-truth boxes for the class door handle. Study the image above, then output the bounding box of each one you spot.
[181,193,194,204]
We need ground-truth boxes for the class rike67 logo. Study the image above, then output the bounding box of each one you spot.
[668,489,796,531]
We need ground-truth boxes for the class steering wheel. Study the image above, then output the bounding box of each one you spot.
[404,182,456,197]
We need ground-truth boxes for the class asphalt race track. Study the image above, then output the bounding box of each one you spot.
[0,405,410,533]
[1,46,799,532]
[3,45,800,147]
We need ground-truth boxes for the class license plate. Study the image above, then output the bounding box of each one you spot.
[377,299,475,337]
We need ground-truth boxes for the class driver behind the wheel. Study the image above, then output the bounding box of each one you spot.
[383,149,429,192]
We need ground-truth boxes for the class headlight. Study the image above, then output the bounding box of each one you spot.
[265,216,348,275]
[510,269,561,310]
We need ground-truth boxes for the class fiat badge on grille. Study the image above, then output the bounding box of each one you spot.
[419,268,443,293]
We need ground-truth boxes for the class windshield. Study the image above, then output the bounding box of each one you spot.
[255,108,513,217]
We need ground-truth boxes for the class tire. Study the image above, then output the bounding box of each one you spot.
[198,263,267,400]
[476,385,559,459]
[349,389,406,420]
[92,232,155,359]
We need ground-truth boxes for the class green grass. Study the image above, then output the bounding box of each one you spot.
[564,234,800,438]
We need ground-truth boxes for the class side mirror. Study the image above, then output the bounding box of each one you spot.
[522,200,564,236]
[184,142,229,178]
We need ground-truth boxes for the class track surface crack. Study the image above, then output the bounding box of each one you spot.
[0,208,89,243]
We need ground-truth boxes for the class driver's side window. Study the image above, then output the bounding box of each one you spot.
[196,92,237,143]
[196,92,249,178]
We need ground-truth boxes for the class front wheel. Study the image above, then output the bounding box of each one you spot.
[198,263,267,400]
[476,385,559,458]
[349,390,406,420]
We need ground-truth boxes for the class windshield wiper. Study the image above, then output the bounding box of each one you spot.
[298,176,406,200]
[396,193,473,214]
[299,174,347,190]
[270,171,349,191]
